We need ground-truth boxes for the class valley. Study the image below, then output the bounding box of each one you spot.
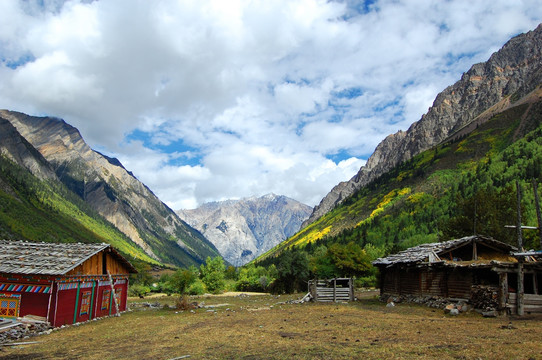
[2,3,542,360]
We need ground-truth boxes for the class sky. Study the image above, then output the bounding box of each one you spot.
[0,0,541,210]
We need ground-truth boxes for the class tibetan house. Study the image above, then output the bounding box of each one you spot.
[373,235,542,315]
[0,240,136,327]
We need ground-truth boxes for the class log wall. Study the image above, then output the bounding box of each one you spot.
[507,292,542,314]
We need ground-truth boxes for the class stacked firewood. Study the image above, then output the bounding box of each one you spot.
[470,285,499,310]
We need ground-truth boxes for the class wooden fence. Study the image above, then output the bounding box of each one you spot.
[308,278,354,302]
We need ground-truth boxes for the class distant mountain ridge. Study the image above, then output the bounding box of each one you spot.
[177,194,312,266]
[302,23,542,228]
[0,110,221,268]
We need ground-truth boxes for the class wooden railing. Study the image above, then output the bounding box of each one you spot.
[309,278,354,302]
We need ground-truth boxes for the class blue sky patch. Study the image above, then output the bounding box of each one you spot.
[326,149,353,163]
[333,87,364,99]
[1,53,35,70]
[445,51,478,67]
[373,98,400,112]
[127,129,202,167]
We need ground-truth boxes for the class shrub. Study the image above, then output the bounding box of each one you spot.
[355,275,377,288]
[169,268,196,295]
[128,284,151,298]
[187,279,206,295]
[175,295,191,310]
[157,280,176,295]
[200,256,226,294]
[234,264,275,292]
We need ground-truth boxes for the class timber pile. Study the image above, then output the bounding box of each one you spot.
[470,285,499,311]
[381,294,473,312]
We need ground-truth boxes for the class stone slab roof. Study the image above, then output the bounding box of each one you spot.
[0,240,111,275]
[372,235,517,267]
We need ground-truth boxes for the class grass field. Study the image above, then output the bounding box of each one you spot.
[1,291,541,360]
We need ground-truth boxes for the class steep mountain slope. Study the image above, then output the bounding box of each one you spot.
[303,23,542,228]
[178,194,312,266]
[258,24,542,264]
[257,88,542,265]
[0,110,221,268]
[0,117,56,181]
[0,128,159,265]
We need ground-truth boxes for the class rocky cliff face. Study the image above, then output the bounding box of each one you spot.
[0,110,220,267]
[178,194,312,266]
[0,117,57,181]
[302,23,542,228]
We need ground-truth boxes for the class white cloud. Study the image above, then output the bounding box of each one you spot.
[0,0,541,208]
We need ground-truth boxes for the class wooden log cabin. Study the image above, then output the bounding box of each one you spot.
[0,240,136,327]
[373,235,542,315]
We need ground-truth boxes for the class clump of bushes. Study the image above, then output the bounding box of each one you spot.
[128,284,151,298]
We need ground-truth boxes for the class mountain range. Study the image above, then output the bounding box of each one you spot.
[302,23,542,229]
[0,110,220,268]
[177,194,311,266]
[258,23,542,263]
[2,24,541,272]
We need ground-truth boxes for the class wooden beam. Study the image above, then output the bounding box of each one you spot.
[516,180,523,250]
[499,272,508,313]
[518,260,524,316]
[73,281,81,324]
[533,179,542,250]
[505,225,538,230]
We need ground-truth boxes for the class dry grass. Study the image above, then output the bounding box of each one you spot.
[1,291,541,360]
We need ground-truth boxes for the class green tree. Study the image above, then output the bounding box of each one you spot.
[327,242,372,277]
[442,185,516,244]
[200,256,226,294]
[225,265,238,280]
[169,268,197,295]
[270,249,309,294]
[309,245,336,278]
[129,261,153,286]
[235,264,275,292]
[156,273,175,295]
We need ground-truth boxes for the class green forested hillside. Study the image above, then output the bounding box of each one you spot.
[255,96,542,281]
[0,155,160,266]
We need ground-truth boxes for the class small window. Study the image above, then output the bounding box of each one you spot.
[101,289,111,310]
[114,289,122,306]
[0,294,20,318]
[80,291,91,316]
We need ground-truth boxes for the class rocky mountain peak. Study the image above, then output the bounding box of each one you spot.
[178,194,312,266]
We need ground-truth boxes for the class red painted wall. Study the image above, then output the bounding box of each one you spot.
[0,291,49,318]
[116,283,128,312]
[19,293,50,318]
[53,288,78,326]
[1,274,130,327]
[94,286,112,318]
